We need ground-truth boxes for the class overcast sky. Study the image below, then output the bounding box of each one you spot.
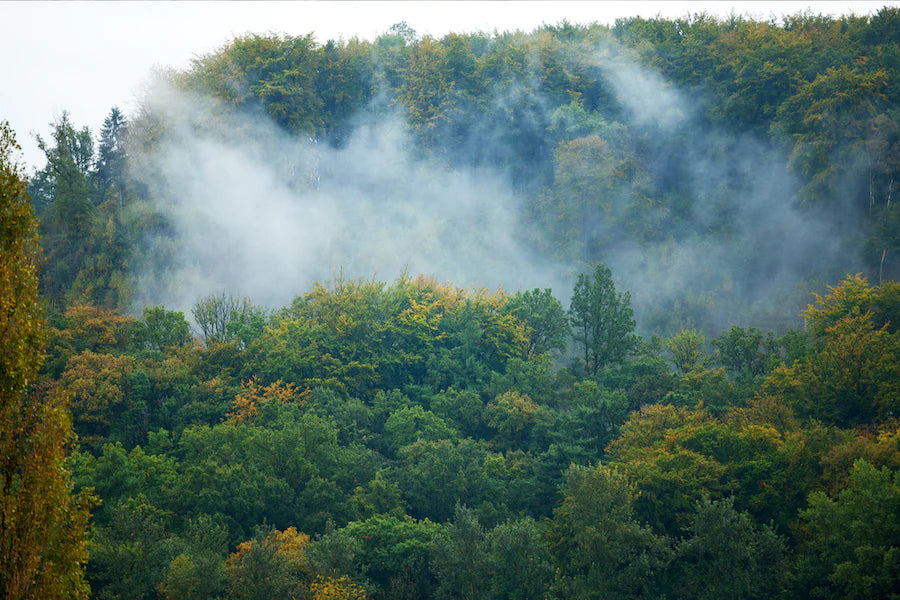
[1,1,895,170]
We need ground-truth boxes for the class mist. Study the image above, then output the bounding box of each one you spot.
[128,35,861,338]
[129,84,571,315]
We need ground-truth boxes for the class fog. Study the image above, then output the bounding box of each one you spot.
[130,84,571,315]
[129,36,860,337]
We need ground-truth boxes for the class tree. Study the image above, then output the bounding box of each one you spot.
[503,288,570,358]
[712,325,779,383]
[485,391,542,450]
[482,517,554,600]
[763,302,900,427]
[605,404,734,535]
[1,121,94,598]
[429,505,487,600]
[60,350,137,450]
[30,111,133,309]
[192,292,258,345]
[87,495,176,600]
[665,328,709,375]
[225,526,312,600]
[93,107,129,205]
[666,498,786,600]
[137,305,193,351]
[548,462,669,599]
[793,460,900,600]
[33,113,96,308]
[569,263,637,374]
[309,575,368,600]
[309,514,439,599]
[185,33,325,136]
[803,274,900,336]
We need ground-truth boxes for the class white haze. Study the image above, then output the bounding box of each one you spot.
[131,39,859,336]
[131,85,571,314]
[581,40,853,334]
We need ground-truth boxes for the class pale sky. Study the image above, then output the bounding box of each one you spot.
[1,1,895,170]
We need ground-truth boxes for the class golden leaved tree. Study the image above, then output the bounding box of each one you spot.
[0,121,94,600]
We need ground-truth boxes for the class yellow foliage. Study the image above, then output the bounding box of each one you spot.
[272,526,311,573]
[310,575,369,600]
[1,121,94,599]
[225,527,313,598]
[226,376,310,424]
[60,302,138,352]
[726,394,799,434]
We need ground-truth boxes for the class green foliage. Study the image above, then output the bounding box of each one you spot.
[712,325,780,383]
[481,517,554,600]
[311,514,440,598]
[88,494,176,600]
[503,287,570,358]
[569,263,637,375]
[430,387,486,439]
[32,112,134,310]
[137,305,192,351]
[429,505,486,600]
[666,328,709,375]
[666,498,786,600]
[794,460,900,600]
[548,462,669,599]
[384,405,458,453]
[172,406,372,537]
[94,107,129,205]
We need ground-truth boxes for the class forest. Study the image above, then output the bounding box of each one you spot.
[1,7,900,600]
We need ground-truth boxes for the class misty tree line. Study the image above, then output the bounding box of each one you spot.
[24,7,900,326]
[3,7,900,600]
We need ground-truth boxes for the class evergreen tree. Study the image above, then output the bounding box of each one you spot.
[94,107,128,205]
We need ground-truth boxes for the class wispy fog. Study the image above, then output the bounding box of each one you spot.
[129,38,860,336]
[130,84,570,314]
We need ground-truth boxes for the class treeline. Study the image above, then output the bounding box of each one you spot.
[36,267,900,600]
[26,8,900,323]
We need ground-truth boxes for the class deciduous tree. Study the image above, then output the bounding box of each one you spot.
[569,263,637,374]
[0,121,94,600]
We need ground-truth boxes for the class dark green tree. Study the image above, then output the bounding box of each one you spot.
[93,107,129,205]
[429,505,486,600]
[665,497,786,600]
[548,462,669,599]
[793,460,900,600]
[87,495,176,600]
[482,517,553,600]
[569,263,637,374]
[33,113,95,307]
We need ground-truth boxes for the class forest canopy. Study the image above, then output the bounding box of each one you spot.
[3,7,900,600]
